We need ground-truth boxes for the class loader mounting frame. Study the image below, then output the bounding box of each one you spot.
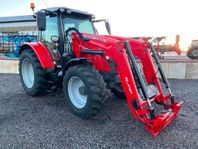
[124,41,183,136]
[71,32,183,136]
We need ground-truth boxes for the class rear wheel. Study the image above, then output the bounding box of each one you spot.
[187,48,198,59]
[110,83,126,99]
[19,49,49,96]
[101,71,126,99]
[63,65,109,118]
[191,49,198,58]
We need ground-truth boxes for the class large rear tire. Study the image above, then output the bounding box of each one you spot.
[63,65,109,118]
[187,48,198,59]
[19,49,49,96]
[101,71,126,99]
[110,83,126,99]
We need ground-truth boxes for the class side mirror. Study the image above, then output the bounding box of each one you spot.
[36,11,46,31]
[105,20,111,35]
[93,19,112,35]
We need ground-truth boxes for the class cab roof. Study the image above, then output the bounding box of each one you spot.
[42,7,93,18]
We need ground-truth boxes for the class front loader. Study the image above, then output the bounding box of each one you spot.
[19,7,183,136]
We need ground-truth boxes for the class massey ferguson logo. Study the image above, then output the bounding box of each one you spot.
[125,77,132,95]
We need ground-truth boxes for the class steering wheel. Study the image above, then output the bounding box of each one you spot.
[65,27,89,41]
[51,35,59,42]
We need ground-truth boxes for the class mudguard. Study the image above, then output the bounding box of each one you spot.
[20,41,55,69]
[63,58,88,71]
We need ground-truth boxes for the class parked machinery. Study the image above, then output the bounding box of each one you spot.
[134,35,181,58]
[187,40,198,59]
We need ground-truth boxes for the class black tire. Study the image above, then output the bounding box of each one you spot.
[19,49,49,96]
[187,48,198,59]
[63,65,109,118]
[102,71,126,99]
[110,84,126,99]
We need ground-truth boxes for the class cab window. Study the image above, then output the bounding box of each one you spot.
[41,16,59,49]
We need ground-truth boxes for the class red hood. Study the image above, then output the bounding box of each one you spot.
[80,33,147,49]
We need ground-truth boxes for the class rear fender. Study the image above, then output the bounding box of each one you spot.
[19,42,55,69]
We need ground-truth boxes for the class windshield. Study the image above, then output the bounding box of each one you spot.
[63,17,95,34]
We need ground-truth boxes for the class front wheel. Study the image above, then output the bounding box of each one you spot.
[63,65,109,118]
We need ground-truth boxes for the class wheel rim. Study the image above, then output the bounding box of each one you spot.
[68,76,87,109]
[192,49,198,57]
[21,58,34,88]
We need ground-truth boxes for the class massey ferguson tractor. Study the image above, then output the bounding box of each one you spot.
[19,7,183,136]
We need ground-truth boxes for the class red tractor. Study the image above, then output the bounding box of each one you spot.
[19,7,183,136]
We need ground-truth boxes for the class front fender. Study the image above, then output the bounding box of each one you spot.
[20,41,54,69]
[63,58,88,72]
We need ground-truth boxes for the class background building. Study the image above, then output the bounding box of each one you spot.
[0,15,37,53]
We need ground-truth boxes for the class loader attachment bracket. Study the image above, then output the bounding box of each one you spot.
[145,101,183,136]
[120,40,183,136]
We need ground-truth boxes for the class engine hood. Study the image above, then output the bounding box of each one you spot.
[81,33,147,49]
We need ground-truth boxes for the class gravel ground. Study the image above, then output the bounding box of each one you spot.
[0,74,198,149]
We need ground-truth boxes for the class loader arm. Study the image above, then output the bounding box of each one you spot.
[71,33,183,136]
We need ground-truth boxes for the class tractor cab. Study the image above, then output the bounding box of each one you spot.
[35,7,111,66]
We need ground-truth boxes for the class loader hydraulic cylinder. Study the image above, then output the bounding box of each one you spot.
[124,41,155,119]
[149,43,170,89]
[150,43,175,103]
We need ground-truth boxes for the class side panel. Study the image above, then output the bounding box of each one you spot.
[20,41,54,69]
